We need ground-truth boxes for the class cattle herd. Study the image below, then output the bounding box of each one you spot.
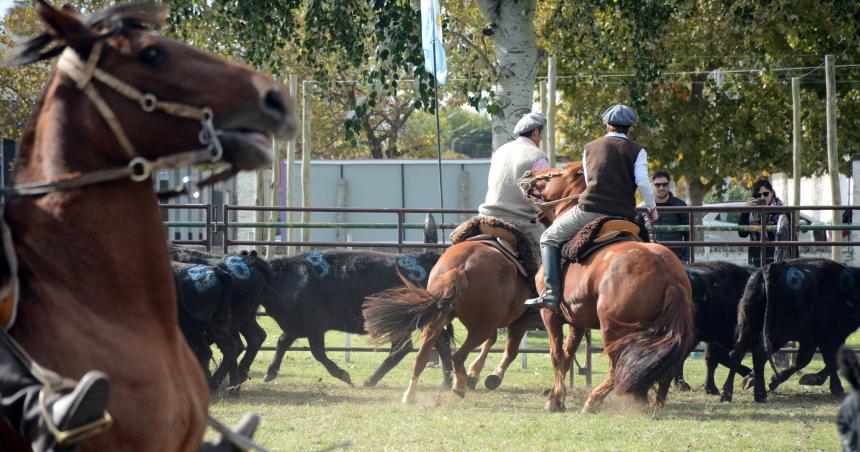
[169,245,860,447]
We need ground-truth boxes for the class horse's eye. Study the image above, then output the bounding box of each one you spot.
[138,46,163,65]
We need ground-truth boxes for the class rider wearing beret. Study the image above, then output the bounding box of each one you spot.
[478,111,550,252]
[525,105,658,311]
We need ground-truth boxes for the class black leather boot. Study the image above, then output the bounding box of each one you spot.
[524,245,562,311]
[0,332,111,451]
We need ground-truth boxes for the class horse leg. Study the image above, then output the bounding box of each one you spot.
[485,324,530,391]
[768,340,815,392]
[363,336,412,388]
[467,332,496,390]
[673,341,697,392]
[402,322,447,404]
[544,315,567,412]
[236,318,266,384]
[307,331,353,386]
[582,364,615,414]
[651,371,674,410]
[451,330,492,398]
[264,332,297,382]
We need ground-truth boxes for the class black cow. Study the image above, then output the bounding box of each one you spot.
[172,247,272,385]
[262,249,452,387]
[173,262,237,392]
[721,258,860,402]
[838,347,860,452]
[675,261,754,394]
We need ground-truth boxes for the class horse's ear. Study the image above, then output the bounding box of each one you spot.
[34,0,96,50]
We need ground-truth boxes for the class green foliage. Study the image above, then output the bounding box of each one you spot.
[543,0,860,202]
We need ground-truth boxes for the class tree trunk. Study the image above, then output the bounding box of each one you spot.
[475,0,542,151]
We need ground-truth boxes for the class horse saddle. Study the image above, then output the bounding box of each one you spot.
[561,217,644,264]
[465,234,529,278]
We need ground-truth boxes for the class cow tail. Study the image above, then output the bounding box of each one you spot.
[761,264,776,355]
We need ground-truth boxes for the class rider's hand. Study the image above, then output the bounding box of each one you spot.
[648,208,659,223]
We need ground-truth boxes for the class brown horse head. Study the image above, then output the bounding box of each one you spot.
[12,0,297,181]
[518,163,585,225]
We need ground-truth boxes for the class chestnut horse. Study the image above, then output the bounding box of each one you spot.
[525,163,694,412]
[364,229,538,403]
[2,2,295,450]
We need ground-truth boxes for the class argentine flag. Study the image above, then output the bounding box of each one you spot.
[421,0,448,85]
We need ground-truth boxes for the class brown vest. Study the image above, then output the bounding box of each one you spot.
[579,136,642,218]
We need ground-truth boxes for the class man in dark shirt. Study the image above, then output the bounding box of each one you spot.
[650,171,689,262]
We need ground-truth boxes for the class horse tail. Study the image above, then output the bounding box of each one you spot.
[363,268,464,346]
[610,282,695,399]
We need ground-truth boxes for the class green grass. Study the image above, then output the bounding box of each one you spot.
[206,318,847,451]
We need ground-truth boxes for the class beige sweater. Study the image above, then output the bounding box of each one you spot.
[479,140,546,220]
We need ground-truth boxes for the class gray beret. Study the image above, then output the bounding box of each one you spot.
[512,112,547,135]
[602,104,638,126]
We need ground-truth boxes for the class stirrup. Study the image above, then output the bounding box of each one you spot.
[38,384,113,446]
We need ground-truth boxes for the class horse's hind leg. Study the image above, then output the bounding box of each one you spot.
[264,332,297,382]
[451,329,494,398]
[308,331,353,386]
[467,332,496,390]
[485,322,532,391]
[237,317,266,383]
[403,321,447,404]
[363,336,413,387]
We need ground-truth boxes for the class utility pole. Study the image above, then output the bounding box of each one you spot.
[791,77,801,248]
[547,57,557,167]
[825,55,842,261]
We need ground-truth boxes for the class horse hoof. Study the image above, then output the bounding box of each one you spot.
[704,386,720,396]
[401,394,416,404]
[754,393,767,403]
[442,378,453,390]
[263,372,277,383]
[719,394,732,403]
[362,379,377,388]
[580,405,597,414]
[466,376,478,390]
[741,375,755,390]
[452,388,466,398]
[226,386,241,398]
[675,381,692,392]
[798,374,823,386]
[485,375,502,391]
[545,401,565,413]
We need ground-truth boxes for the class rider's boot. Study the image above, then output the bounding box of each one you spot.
[0,350,111,452]
[524,245,562,311]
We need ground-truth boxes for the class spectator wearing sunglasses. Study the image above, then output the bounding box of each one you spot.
[739,178,789,265]
[647,171,689,262]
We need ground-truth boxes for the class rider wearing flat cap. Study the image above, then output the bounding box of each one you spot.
[525,104,658,311]
[479,111,550,251]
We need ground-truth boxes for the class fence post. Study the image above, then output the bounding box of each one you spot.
[825,54,842,261]
[286,75,298,256]
[345,333,351,363]
[520,331,528,369]
[301,80,313,253]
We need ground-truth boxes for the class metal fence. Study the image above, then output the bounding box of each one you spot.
[165,203,859,387]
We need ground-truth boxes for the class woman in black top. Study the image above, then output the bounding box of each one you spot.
[738,178,788,266]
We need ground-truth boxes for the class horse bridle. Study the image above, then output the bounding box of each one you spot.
[2,41,231,200]
[519,168,581,211]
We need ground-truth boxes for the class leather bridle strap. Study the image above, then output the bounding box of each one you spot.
[3,42,226,199]
[537,194,580,211]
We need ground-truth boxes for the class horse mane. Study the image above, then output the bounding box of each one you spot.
[557,162,586,214]
[8,2,167,67]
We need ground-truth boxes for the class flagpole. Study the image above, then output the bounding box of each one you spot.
[431,7,445,244]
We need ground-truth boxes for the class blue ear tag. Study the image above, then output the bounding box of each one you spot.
[304,251,330,278]
[224,256,251,280]
[397,256,427,283]
[188,265,217,292]
[786,266,805,291]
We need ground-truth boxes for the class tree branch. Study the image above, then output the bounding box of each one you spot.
[447,28,498,76]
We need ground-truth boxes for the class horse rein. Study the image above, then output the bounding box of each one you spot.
[519,168,581,211]
[2,41,228,200]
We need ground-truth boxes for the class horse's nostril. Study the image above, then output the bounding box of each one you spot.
[264,90,287,119]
